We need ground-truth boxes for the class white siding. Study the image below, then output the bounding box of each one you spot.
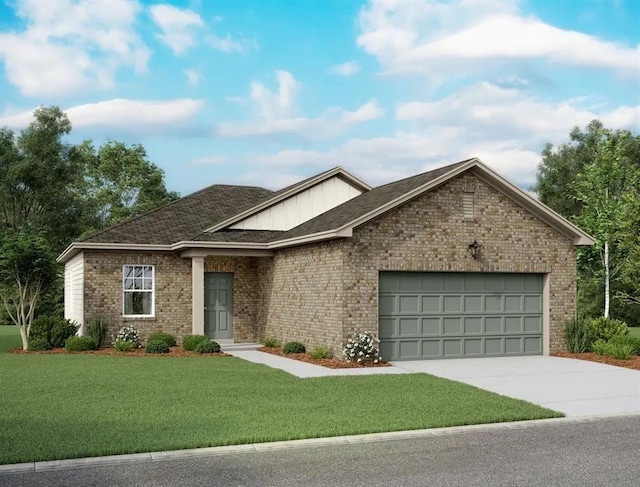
[64,252,84,333]
[231,176,364,231]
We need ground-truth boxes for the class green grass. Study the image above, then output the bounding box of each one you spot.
[628,327,640,338]
[0,326,561,465]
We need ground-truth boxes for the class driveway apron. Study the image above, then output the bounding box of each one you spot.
[393,356,640,417]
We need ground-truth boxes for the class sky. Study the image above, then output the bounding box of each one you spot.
[0,0,638,195]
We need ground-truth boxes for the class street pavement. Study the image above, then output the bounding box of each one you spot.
[2,415,639,486]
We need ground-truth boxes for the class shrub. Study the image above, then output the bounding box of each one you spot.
[283,341,306,354]
[310,345,332,359]
[607,342,634,360]
[147,332,176,347]
[608,335,640,355]
[146,339,170,354]
[113,326,141,348]
[195,340,221,354]
[260,337,280,348]
[565,317,594,353]
[592,339,634,360]
[592,339,608,356]
[589,317,629,342]
[183,335,210,351]
[65,336,97,352]
[343,331,381,364]
[30,316,79,348]
[113,339,137,352]
[28,338,52,351]
[85,316,109,348]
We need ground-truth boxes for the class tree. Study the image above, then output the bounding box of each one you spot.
[536,121,640,324]
[0,231,57,349]
[77,141,179,234]
[0,106,87,252]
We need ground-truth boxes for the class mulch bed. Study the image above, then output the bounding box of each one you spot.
[258,347,390,368]
[552,351,640,370]
[10,347,230,358]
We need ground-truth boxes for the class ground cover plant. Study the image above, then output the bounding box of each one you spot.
[0,326,561,465]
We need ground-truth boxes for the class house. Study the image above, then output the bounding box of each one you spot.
[58,158,594,360]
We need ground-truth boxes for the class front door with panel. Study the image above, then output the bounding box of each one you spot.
[204,272,233,340]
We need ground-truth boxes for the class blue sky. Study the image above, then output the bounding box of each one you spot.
[0,0,638,195]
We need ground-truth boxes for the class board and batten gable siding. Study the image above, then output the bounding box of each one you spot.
[64,251,85,332]
[230,176,364,231]
[341,172,577,353]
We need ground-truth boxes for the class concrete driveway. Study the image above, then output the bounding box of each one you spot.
[394,356,640,417]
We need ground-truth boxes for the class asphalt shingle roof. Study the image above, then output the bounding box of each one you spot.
[81,185,275,245]
[81,160,471,246]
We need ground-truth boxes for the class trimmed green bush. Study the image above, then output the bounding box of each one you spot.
[147,332,176,347]
[260,337,280,348]
[85,316,109,348]
[113,339,136,352]
[283,341,305,354]
[28,338,52,351]
[592,339,634,360]
[589,317,629,342]
[65,336,97,352]
[195,340,221,354]
[310,345,332,359]
[31,316,79,348]
[182,335,210,351]
[608,335,640,355]
[146,339,170,354]
[565,317,594,353]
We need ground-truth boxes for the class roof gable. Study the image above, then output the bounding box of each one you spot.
[202,167,371,234]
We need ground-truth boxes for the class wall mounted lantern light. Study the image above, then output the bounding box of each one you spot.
[468,239,482,260]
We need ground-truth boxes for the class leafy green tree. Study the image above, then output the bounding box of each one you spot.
[536,121,640,324]
[0,231,58,349]
[77,141,179,234]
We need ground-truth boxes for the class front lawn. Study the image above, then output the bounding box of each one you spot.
[0,326,561,465]
[629,327,640,338]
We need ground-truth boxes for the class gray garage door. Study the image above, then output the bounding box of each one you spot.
[379,272,543,361]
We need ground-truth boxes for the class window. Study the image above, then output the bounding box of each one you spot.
[123,265,154,316]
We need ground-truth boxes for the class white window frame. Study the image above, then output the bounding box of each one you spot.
[122,265,155,317]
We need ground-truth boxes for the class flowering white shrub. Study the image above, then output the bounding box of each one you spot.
[113,326,141,348]
[343,331,381,364]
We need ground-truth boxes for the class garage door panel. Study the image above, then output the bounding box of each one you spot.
[422,296,440,312]
[379,272,544,360]
[398,295,419,313]
[485,295,502,312]
[443,317,462,334]
[464,317,482,334]
[399,318,419,336]
[422,318,440,335]
[464,295,482,312]
[485,316,503,333]
[443,295,462,312]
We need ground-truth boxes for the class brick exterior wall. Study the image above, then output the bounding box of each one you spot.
[341,172,576,353]
[83,251,192,344]
[263,241,345,350]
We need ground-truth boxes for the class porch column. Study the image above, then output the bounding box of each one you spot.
[192,256,205,335]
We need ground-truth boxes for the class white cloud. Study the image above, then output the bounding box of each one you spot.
[357,0,640,77]
[184,69,201,86]
[239,83,639,189]
[329,61,361,76]
[0,0,149,97]
[149,4,203,55]
[207,33,256,53]
[0,98,204,133]
[217,71,383,139]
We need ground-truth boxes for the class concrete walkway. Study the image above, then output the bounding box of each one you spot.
[224,347,640,417]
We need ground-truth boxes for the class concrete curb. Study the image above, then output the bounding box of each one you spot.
[2,412,639,475]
